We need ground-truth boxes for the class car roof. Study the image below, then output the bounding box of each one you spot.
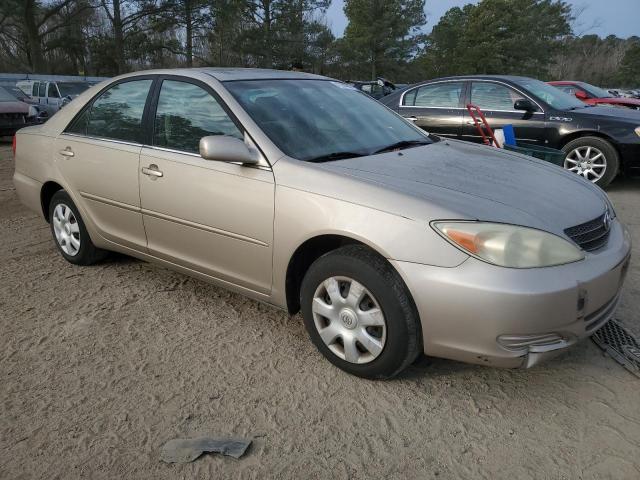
[118,67,329,82]
[421,74,535,83]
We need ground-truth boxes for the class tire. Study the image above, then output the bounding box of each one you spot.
[300,245,422,379]
[48,190,107,265]
[561,136,619,188]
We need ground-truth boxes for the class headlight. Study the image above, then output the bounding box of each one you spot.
[635,126,640,137]
[432,221,585,268]
[28,105,38,117]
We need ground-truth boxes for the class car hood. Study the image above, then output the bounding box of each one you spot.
[317,139,608,234]
[592,97,640,107]
[566,104,640,122]
[0,101,29,114]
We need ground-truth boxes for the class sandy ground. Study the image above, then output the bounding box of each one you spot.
[1,142,639,480]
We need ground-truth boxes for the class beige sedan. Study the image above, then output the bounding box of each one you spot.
[13,69,631,378]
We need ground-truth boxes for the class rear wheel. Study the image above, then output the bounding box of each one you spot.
[49,190,107,265]
[561,136,619,187]
[300,245,422,379]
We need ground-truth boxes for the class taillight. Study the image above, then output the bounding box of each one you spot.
[12,134,16,158]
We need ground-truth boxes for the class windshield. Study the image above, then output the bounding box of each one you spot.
[0,87,17,102]
[514,78,585,110]
[579,82,614,98]
[57,82,91,97]
[224,79,430,161]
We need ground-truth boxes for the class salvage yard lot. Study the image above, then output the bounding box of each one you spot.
[1,143,639,479]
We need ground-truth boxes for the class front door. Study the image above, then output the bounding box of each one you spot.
[54,78,154,250]
[139,78,275,294]
[462,81,547,145]
[398,81,466,139]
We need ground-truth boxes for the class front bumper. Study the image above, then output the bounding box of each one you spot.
[392,219,631,368]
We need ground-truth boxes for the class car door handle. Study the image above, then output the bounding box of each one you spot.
[406,116,418,122]
[466,120,478,125]
[59,147,74,157]
[141,165,163,178]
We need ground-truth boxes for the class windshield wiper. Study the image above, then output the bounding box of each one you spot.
[306,151,366,163]
[372,139,431,154]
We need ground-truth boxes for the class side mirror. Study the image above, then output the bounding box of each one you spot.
[574,90,588,100]
[514,99,536,112]
[199,136,258,165]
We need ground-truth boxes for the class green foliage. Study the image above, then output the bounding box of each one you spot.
[617,38,640,87]
[418,0,572,79]
[0,0,637,89]
[340,0,426,80]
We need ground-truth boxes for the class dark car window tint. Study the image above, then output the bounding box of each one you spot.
[153,80,242,154]
[48,83,59,98]
[408,82,463,108]
[471,82,525,111]
[85,80,152,143]
[38,82,46,97]
[32,82,39,96]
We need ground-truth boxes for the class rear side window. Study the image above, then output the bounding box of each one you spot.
[38,82,46,97]
[404,82,464,108]
[153,80,242,154]
[471,82,524,111]
[67,80,152,143]
[32,82,39,96]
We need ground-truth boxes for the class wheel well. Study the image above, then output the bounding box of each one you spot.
[559,131,620,153]
[285,235,370,314]
[40,181,63,222]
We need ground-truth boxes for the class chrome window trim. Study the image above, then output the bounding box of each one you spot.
[60,132,143,147]
[146,145,271,171]
[61,133,271,171]
[398,105,544,115]
[147,145,201,158]
[399,78,545,114]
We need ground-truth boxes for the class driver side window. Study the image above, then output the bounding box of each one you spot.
[153,80,243,154]
[471,82,525,111]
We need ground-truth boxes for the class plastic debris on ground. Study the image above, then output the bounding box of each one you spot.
[592,319,640,378]
[160,437,252,463]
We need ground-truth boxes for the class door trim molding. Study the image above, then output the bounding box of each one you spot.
[80,191,141,212]
[141,208,269,247]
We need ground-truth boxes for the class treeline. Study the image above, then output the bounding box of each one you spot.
[1,0,638,87]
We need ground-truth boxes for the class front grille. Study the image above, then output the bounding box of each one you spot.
[564,212,611,252]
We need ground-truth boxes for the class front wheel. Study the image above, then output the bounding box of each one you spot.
[300,245,422,379]
[561,136,619,187]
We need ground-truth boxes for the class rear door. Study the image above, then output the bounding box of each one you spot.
[462,81,547,145]
[398,81,465,139]
[54,78,154,250]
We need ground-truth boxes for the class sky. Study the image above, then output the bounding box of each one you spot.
[325,0,640,39]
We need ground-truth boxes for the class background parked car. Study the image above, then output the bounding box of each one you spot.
[16,80,95,116]
[380,75,640,187]
[0,86,47,137]
[549,81,640,110]
[348,78,403,99]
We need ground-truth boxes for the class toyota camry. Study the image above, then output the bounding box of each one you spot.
[13,68,631,378]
